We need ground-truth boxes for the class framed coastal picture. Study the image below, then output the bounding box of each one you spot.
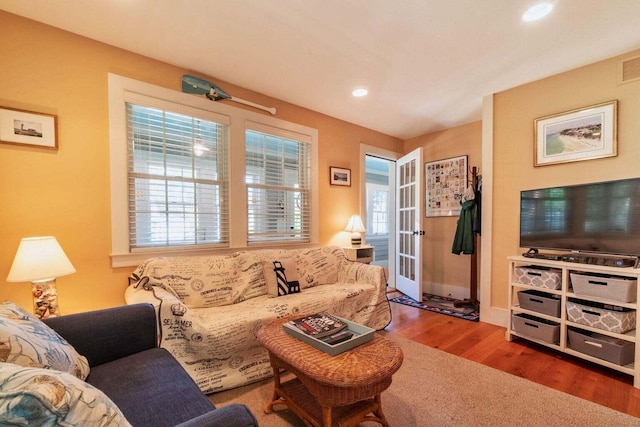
[0,107,58,150]
[425,155,467,217]
[534,100,617,166]
[330,167,351,186]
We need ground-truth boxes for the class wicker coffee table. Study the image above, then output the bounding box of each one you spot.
[257,316,403,427]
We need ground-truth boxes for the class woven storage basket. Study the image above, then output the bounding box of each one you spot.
[566,300,636,334]
[570,272,637,303]
[515,266,561,290]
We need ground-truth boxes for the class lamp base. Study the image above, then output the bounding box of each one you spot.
[31,279,60,319]
[350,232,362,247]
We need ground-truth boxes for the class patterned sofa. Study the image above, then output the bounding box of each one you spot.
[125,246,391,394]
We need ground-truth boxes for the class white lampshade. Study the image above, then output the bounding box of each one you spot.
[7,236,76,283]
[344,215,366,233]
[345,215,366,246]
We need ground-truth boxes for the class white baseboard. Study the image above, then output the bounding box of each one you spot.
[481,305,508,327]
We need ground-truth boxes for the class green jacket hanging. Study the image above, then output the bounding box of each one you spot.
[452,199,476,255]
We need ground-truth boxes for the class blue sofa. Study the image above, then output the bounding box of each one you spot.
[43,303,258,427]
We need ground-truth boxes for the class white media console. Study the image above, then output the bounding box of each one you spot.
[507,255,640,388]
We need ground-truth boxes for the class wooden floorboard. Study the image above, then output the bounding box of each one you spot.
[386,290,640,418]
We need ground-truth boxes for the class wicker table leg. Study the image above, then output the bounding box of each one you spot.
[264,366,284,414]
[322,406,332,426]
[372,394,390,427]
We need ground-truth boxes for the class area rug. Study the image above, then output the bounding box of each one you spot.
[210,332,638,426]
[390,293,479,322]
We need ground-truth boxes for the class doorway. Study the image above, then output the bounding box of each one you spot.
[364,153,396,286]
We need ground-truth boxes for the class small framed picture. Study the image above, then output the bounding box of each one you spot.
[0,107,58,150]
[534,100,617,166]
[330,167,351,186]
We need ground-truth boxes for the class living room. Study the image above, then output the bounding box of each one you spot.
[2,2,640,424]
[2,4,640,326]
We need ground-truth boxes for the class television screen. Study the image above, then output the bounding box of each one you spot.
[520,178,640,257]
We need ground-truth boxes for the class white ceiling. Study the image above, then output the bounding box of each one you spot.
[3,0,640,139]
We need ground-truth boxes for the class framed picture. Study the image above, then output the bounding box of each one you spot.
[425,155,468,217]
[0,107,58,150]
[534,100,617,166]
[330,167,351,186]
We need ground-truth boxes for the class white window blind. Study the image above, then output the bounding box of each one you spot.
[127,103,229,249]
[245,129,311,244]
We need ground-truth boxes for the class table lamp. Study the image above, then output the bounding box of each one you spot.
[344,215,366,246]
[6,236,76,318]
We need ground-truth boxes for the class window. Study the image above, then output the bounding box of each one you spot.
[127,104,229,249]
[369,188,389,235]
[109,74,318,267]
[245,128,311,243]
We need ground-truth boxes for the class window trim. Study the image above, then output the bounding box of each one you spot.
[108,74,318,267]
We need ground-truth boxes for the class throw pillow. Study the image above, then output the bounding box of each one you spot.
[0,301,90,380]
[0,363,131,426]
[262,258,301,297]
[296,247,345,288]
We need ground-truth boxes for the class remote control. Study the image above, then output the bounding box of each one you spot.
[320,330,353,345]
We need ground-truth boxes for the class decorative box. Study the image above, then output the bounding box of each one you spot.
[518,289,561,317]
[515,266,561,290]
[568,328,635,366]
[511,313,560,344]
[570,272,637,303]
[566,299,636,334]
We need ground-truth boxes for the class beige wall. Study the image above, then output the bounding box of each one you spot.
[404,121,482,298]
[0,12,402,313]
[491,48,640,310]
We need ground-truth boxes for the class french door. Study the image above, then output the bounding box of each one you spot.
[395,148,423,302]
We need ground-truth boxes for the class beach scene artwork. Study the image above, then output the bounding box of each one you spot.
[544,114,603,156]
[534,101,616,166]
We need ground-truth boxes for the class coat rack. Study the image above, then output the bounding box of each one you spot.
[454,166,480,311]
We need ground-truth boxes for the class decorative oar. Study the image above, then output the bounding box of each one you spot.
[182,75,276,115]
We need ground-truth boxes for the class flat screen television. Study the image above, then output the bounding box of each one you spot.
[520,178,640,257]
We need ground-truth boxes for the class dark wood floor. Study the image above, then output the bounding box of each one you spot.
[386,290,640,418]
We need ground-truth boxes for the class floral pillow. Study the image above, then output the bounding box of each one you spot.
[0,301,90,380]
[0,363,131,426]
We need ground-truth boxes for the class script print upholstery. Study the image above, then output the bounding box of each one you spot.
[126,246,391,393]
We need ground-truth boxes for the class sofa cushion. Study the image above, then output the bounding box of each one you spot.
[87,348,217,427]
[262,258,301,297]
[0,301,90,380]
[131,252,265,308]
[0,362,131,426]
[296,247,345,288]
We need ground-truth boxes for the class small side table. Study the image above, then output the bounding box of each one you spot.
[342,245,374,264]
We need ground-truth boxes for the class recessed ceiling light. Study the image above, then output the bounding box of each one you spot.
[352,88,368,97]
[522,2,554,22]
